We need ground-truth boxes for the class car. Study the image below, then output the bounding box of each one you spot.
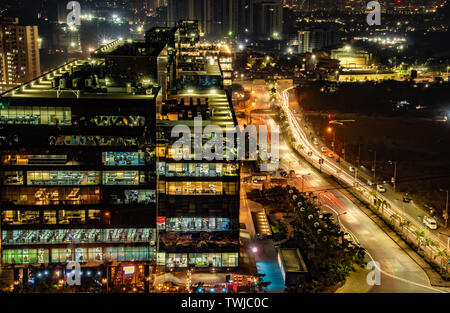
[403,194,412,203]
[322,212,334,220]
[423,216,437,230]
[377,185,386,193]
[321,147,328,153]
[327,153,334,158]
[367,180,374,186]
[349,166,355,172]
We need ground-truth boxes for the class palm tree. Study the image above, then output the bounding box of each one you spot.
[423,237,438,259]
[434,249,449,273]
[400,220,412,237]
[381,200,388,216]
[413,229,426,251]
[390,213,399,226]
[383,202,391,217]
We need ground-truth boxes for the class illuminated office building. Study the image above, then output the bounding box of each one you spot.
[0,53,160,287]
[0,21,239,287]
[155,21,240,271]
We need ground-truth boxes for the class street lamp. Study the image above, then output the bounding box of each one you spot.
[327,127,335,152]
[439,188,448,228]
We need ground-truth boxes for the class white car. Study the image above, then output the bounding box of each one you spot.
[327,153,334,158]
[321,147,327,153]
[423,216,437,230]
[349,166,355,172]
[377,185,386,193]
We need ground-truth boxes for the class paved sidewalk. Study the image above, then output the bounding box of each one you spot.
[336,264,372,293]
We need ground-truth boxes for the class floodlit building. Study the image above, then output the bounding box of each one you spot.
[331,47,373,70]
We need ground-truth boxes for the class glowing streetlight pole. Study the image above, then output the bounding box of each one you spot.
[440,189,448,228]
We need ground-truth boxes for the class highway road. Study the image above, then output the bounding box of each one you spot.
[256,113,448,293]
[278,86,450,268]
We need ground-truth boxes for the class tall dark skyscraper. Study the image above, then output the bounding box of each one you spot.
[167,0,282,39]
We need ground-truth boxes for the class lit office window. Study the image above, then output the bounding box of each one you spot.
[43,210,57,224]
[1,171,23,185]
[1,187,100,206]
[27,171,100,186]
[166,253,188,268]
[102,171,139,185]
[1,155,29,165]
[166,181,223,195]
[58,210,85,224]
[51,248,73,263]
[0,106,71,125]
[1,249,49,264]
[221,252,238,267]
[88,248,103,262]
[102,152,144,166]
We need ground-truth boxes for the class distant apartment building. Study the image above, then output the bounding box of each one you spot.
[298,28,338,54]
[167,0,282,39]
[0,18,41,93]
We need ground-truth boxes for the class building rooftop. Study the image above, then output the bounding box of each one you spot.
[0,59,159,101]
[158,88,235,130]
[279,248,308,273]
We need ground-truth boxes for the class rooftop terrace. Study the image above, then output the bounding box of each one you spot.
[0,59,159,101]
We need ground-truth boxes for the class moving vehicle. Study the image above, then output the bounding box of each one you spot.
[349,166,355,172]
[403,194,412,203]
[321,147,327,153]
[377,185,386,193]
[423,216,437,230]
[344,233,352,241]
[327,153,334,158]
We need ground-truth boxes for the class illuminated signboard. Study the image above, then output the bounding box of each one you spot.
[156,216,166,229]
[123,266,135,275]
